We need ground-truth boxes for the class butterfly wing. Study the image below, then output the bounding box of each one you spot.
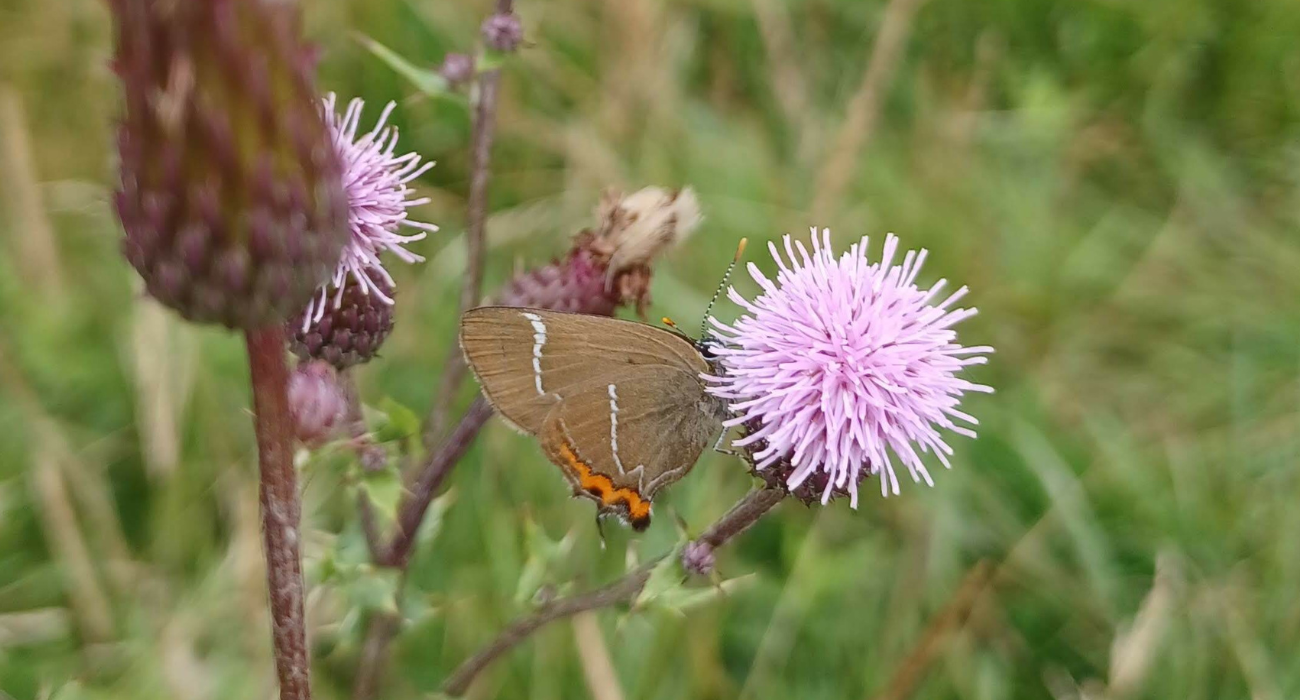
[460,307,726,529]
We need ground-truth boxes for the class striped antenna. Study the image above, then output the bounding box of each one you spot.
[700,238,747,338]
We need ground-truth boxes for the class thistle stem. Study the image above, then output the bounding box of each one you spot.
[439,485,784,697]
[245,326,311,700]
[698,485,786,547]
[424,0,511,449]
[460,48,498,323]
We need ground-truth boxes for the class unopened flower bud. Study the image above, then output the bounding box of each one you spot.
[439,53,475,88]
[481,13,524,53]
[111,0,348,329]
[681,541,715,577]
[289,268,395,370]
[288,361,348,445]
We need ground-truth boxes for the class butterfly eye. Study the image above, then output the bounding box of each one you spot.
[697,339,721,361]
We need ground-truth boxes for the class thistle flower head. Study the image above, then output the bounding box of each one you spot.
[302,94,436,329]
[112,0,348,328]
[706,229,993,507]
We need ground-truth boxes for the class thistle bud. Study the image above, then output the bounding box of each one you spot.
[681,541,716,577]
[288,269,395,370]
[497,186,700,316]
[481,13,524,53]
[287,361,348,445]
[438,53,475,89]
[112,0,348,329]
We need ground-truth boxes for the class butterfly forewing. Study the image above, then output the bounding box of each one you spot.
[460,307,710,431]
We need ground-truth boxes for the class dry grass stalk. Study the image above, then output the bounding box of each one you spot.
[0,83,65,302]
[811,0,928,219]
[869,561,994,700]
[30,423,114,643]
[572,611,626,700]
[131,294,195,480]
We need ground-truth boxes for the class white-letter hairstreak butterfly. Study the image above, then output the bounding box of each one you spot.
[459,241,747,531]
[460,308,730,531]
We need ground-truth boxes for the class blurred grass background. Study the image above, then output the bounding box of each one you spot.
[2,0,1299,698]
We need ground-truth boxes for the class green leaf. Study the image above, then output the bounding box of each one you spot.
[371,397,420,445]
[334,520,376,569]
[650,574,757,617]
[633,547,685,610]
[355,34,451,97]
[398,587,441,627]
[416,487,457,551]
[314,548,339,584]
[347,566,402,616]
[361,468,404,522]
[478,47,507,72]
[513,520,576,605]
[514,555,547,607]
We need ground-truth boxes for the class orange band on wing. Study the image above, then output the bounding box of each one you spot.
[555,441,651,522]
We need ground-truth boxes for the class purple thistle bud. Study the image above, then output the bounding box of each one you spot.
[681,541,715,577]
[289,268,395,370]
[438,53,475,88]
[288,360,348,445]
[481,13,524,53]
[706,229,994,507]
[111,0,348,329]
[497,187,700,315]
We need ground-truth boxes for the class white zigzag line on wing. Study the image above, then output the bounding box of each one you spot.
[608,383,625,473]
[522,312,546,395]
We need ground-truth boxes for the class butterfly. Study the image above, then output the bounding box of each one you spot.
[459,307,731,530]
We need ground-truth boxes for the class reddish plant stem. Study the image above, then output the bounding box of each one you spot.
[246,326,311,700]
[439,485,785,697]
[424,3,510,450]
[460,36,499,319]
[359,4,515,695]
[385,396,494,568]
[442,565,654,697]
[698,486,786,547]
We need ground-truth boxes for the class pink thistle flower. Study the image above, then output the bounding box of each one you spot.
[706,229,993,507]
[303,94,437,330]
